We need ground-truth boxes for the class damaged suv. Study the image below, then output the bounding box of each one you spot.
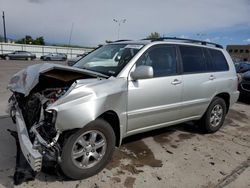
[7,38,239,180]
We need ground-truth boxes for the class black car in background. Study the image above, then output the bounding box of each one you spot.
[238,71,250,99]
[235,62,250,99]
[235,62,250,73]
[0,51,36,60]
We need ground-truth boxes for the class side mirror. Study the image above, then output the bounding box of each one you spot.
[131,65,154,80]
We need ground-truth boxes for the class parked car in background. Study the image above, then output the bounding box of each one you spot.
[7,38,239,180]
[238,71,250,99]
[67,52,91,66]
[0,51,36,60]
[234,61,250,73]
[41,53,67,61]
[235,62,250,99]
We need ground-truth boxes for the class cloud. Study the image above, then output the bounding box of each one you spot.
[1,0,250,46]
[28,0,46,3]
[245,39,250,43]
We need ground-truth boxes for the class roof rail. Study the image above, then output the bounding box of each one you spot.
[145,37,223,49]
[113,39,132,42]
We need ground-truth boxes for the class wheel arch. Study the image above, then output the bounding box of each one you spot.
[214,92,230,113]
[98,110,121,147]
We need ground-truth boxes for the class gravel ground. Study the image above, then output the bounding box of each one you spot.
[0,59,249,188]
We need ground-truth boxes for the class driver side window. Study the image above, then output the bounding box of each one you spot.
[135,45,177,77]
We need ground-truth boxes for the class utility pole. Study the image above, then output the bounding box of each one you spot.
[68,22,74,46]
[113,19,126,40]
[2,11,7,43]
[68,22,74,58]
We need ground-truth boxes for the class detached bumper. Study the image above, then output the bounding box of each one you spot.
[15,108,42,172]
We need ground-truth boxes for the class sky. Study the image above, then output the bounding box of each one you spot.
[1,0,250,47]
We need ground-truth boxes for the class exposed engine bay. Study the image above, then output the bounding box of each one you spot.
[8,64,103,184]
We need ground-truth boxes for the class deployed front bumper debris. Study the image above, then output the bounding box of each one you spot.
[15,108,43,172]
[7,94,62,185]
[8,129,36,185]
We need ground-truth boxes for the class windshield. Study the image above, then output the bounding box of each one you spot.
[73,44,144,76]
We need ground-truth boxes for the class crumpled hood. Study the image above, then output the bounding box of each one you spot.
[7,63,108,96]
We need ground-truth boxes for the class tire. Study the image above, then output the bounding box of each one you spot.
[60,119,116,180]
[45,57,51,61]
[5,56,10,60]
[199,97,227,133]
[27,57,31,61]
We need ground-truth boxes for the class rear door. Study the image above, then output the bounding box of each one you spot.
[127,44,183,132]
[178,45,217,119]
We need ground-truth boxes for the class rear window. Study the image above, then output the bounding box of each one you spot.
[208,49,229,72]
[179,46,207,73]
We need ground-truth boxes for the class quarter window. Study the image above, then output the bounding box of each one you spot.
[135,45,177,77]
[208,49,229,71]
[179,46,207,73]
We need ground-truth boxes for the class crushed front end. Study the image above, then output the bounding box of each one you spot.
[6,63,103,184]
[8,87,67,172]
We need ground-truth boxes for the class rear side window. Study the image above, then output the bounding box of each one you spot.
[208,49,229,72]
[179,46,207,73]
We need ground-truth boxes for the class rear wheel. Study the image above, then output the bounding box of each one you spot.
[199,97,227,133]
[27,57,31,61]
[60,119,115,179]
[5,56,10,60]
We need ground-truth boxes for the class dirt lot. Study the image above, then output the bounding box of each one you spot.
[0,60,249,188]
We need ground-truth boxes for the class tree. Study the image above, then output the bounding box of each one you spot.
[33,37,45,45]
[146,32,161,39]
[16,35,45,45]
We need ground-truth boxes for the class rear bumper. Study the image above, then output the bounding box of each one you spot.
[15,108,42,172]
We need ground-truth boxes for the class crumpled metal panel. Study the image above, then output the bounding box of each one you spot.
[7,63,107,96]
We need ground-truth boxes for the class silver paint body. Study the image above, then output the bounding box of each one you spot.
[10,41,240,147]
[48,41,239,145]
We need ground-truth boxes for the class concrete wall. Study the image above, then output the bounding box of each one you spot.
[0,42,93,58]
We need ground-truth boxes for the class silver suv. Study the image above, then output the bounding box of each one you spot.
[8,38,239,180]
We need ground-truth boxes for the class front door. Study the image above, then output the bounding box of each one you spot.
[127,44,183,133]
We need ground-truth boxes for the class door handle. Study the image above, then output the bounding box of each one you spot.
[171,79,182,85]
[209,75,216,80]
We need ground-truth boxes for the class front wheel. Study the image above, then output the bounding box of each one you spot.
[60,119,116,179]
[199,97,227,133]
[5,56,10,60]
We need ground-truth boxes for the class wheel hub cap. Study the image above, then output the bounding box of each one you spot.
[71,130,107,169]
[210,104,223,127]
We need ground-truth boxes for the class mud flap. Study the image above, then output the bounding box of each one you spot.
[8,129,36,185]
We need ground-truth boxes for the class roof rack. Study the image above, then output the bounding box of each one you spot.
[145,37,223,49]
[113,39,132,42]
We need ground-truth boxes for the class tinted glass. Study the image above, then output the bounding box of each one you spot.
[208,49,229,71]
[179,46,206,73]
[136,45,177,77]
